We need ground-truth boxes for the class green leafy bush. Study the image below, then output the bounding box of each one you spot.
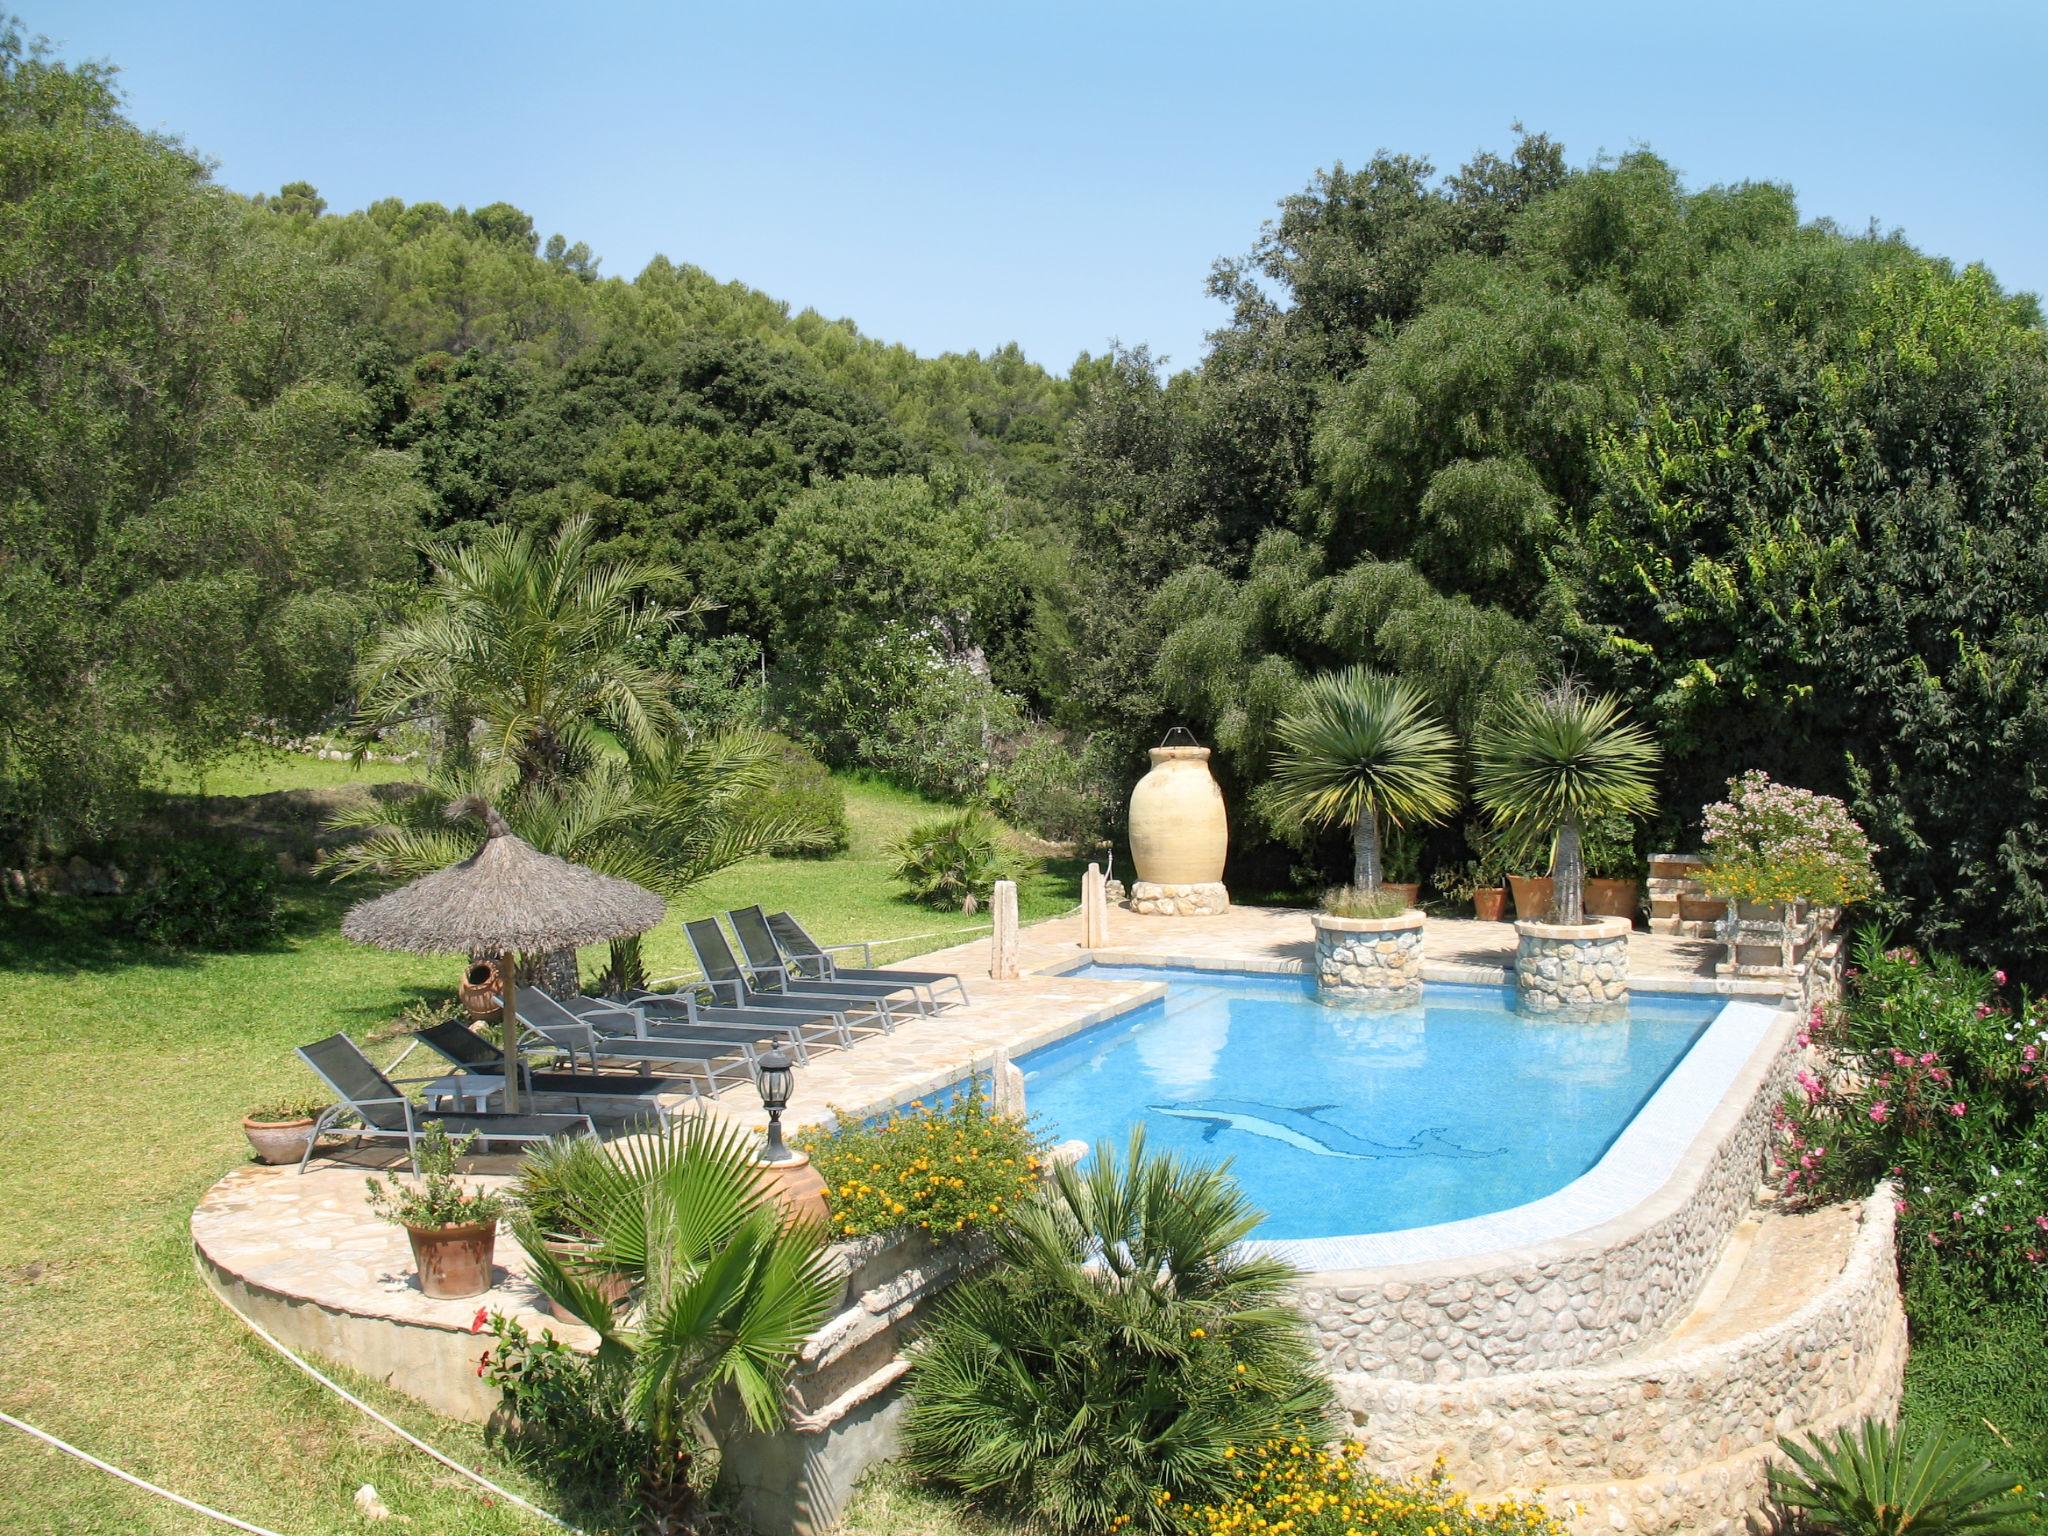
[1581,812,1642,880]
[363,1123,510,1230]
[1177,1440,1573,1536]
[991,731,1114,845]
[1779,929,2048,1312]
[1768,1418,2035,1535]
[749,732,849,857]
[124,839,283,949]
[900,1131,1334,1534]
[1702,771,1879,909]
[477,1310,651,1506]
[891,810,1013,913]
[797,1087,1047,1240]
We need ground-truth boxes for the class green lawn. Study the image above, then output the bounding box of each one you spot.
[0,759,1076,1534]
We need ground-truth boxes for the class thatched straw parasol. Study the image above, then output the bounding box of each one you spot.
[342,797,666,1111]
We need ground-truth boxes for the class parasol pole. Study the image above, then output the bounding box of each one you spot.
[499,952,521,1113]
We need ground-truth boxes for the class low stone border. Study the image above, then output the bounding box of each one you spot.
[1515,916,1631,1014]
[1340,1186,1907,1536]
[1127,880,1230,916]
[1313,910,1424,1004]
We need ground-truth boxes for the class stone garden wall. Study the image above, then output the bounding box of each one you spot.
[1295,1001,1803,1383]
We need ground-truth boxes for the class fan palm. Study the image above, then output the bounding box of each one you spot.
[353,516,688,787]
[516,1117,838,1536]
[1268,667,1460,893]
[902,1129,1333,1533]
[1768,1418,2035,1535]
[326,729,834,991]
[1472,681,1659,925]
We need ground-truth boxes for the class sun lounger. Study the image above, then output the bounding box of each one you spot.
[294,1033,596,1174]
[413,1020,690,1128]
[748,906,968,1009]
[682,917,902,1030]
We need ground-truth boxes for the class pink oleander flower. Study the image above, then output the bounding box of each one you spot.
[1894,1198,1908,1216]
[1995,970,2009,986]
[1868,1101,1890,1123]
[1949,1102,1968,1117]
[2028,1250,2043,1264]
[2035,1215,2048,1231]
[2025,1044,2040,1063]
[1920,1052,1938,1067]
[1976,1003,1994,1018]
[471,1307,489,1334]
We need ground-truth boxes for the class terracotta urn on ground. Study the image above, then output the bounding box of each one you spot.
[538,1238,634,1321]
[1127,745,1227,885]
[1583,878,1642,924]
[758,1154,832,1228]
[1507,874,1555,922]
[1382,881,1422,909]
[407,1220,498,1300]
[1472,887,1509,922]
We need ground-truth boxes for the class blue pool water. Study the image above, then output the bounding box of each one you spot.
[1017,967,1720,1240]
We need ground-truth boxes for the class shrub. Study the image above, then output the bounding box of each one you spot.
[1581,812,1642,880]
[900,1131,1334,1534]
[749,732,849,857]
[363,1123,511,1230]
[1767,1418,2035,1536]
[1320,885,1409,920]
[245,1094,328,1123]
[796,1086,1047,1240]
[1778,929,2048,1312]
[477,1310,651,1504]
[1176,1440,1573,1536]
[124,838,282,949]
[891,809,1013,913]
[991,730,1114,845]
[1701,770,1879,909]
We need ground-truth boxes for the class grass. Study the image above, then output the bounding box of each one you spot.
[152,744,418,797]
[1899,1303,2048,1496]
[0,757,1077,1533]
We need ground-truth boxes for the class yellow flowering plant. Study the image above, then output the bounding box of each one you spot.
[1176,1441,1572,1536]
[796,1081,1046,1240]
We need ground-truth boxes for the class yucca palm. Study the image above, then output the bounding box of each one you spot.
[326,730,833,991]
[902,1129,1333,1534]
[1269,667,1460,893]
[354,516,687,787]
[516,1118,838,1535]
[1769,1418,2035,1535]
[1472,681,1659,924]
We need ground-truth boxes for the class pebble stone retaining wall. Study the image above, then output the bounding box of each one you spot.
[1340,1187,1907,1536]
[1294,1001,1803,1383]
[1314,912,1425,1004]
[1515,917,1631,1015]
[1126,879,1230,917]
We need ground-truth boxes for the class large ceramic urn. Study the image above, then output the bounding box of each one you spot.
[1129,745,1227,885]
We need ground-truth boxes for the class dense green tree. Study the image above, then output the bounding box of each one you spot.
[0,27,423,860]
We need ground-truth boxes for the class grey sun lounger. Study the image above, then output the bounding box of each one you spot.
[750,906,968,1009]
[414,1020,690,1127]
[525,987,817,1063]
[517,1009,762,1096]
[683,917,902,1030]
[604,986,854,1052]
[294,1033,597,1174]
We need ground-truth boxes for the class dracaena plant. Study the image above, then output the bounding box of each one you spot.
[1472,681,1659,925]
[1269,668,1459,895]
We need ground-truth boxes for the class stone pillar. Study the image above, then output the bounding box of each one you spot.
[990,879,1019,980]
[1081,863,1109,948]
[988,1046,1027,1117]
[1514,917,1631,1017]
[1313,911,1425,1007]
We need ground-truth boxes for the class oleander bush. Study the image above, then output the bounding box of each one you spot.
[1172,1440,1573,1536]
[797,1087,1046,1240]
[1777,928,2048,1313]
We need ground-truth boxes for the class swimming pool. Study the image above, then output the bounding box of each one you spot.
[1017,965,1722,1241]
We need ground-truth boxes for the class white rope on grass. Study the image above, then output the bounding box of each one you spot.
[200,1269,583,1534]
[1,1410,294,1536]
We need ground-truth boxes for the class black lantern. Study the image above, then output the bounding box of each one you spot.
[756,1046,796,1163]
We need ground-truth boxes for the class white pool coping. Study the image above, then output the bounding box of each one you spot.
[1027,962,1783,1274]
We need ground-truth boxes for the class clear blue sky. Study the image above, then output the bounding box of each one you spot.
[36,0,2048,374]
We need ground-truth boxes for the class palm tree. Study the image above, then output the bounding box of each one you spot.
[516,1118,837,1535]
[902,1129,1332,1533]
[326,730,834,993]
[1472,680,1659,925]
[1268,667,1460,894]
[353,516,687,787]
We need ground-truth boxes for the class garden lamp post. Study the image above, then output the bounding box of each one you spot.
[757,1046,796,1163]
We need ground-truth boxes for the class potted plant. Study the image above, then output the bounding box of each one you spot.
[1699,771,1878,972]
[1474,682,1659,927]
[1270,667,1458,905]
[242,1094,329,1165]
[512,1133,633,1321]
[1452,822,1512,920]
[365,1122,510,1300]
[1380,824,1424,910]
[1581,812,1644,924]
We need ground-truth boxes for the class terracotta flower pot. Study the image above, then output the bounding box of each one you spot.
[1382,882,1421,909]
[1508,874,1555,922]
[459,959,502,1023]
[759,1153,832,1228]
[243,1116,317,1166]
[538,1237,633,1321]
[1127,745,1227,885]
[406,1220,498,1300]
[1472,887,1508,922]
[1583,878,1642,924]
